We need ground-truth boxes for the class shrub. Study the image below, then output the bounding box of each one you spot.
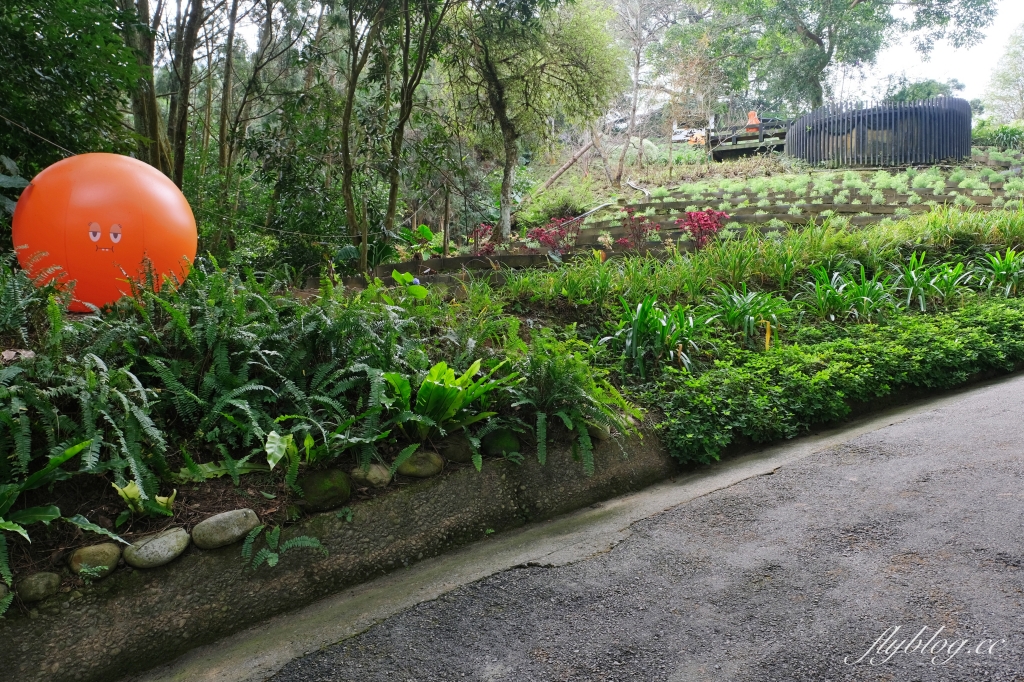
[656,298,1024,464]
[617,207,660,250]
[675,209,729,250]
[525,217,580,254]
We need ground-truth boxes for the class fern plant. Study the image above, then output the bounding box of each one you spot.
[241,524,327,570]
[514,334,641,475]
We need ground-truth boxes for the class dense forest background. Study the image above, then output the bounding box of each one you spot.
[0,0,1004,279]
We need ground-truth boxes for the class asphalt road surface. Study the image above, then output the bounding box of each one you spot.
[271,377,1024,682]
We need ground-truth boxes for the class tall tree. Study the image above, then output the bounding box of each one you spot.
[378,0,459,236]
[167,0,206,187]
[985,24,1024,123]
[217,0,240,171]
[716,0,998,108]
[445,0,626,241]
[336,0,391,272]
[612,0,675,187]
[119,0,174,173]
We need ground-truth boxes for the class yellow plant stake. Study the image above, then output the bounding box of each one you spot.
[763,319,772,351]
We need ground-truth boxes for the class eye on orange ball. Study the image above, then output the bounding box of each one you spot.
[11,153,198,312]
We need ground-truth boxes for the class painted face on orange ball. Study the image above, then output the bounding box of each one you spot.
[12,154,197,312]
[86,222,123,251]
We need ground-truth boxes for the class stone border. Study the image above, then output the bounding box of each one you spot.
[0,432,675,682]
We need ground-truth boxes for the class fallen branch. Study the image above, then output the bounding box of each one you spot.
[537,140,596,194]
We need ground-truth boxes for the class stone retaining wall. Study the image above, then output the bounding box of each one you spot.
[0,432,676,682]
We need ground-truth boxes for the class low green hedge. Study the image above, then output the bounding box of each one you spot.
[655,297,1024,463]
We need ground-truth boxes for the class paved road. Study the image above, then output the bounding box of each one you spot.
[271,378,1024,682]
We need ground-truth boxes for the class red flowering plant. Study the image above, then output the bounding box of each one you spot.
[525,217,581,255]
[617,207,660,251]
[676,209,730,250]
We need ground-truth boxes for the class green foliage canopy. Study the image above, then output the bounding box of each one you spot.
[0,0,139,174]
[712,0,997,109]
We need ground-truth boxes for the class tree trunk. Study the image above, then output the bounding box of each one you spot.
[538,140,595,193]
[809,76,825,109]
[231,0,274,155]
[497,129,517,242]
[589,126,615,185]
[668,124,674,181]
[442,185,450,257]
[199,24,213,177]
[118,0,172,174]
[168,0,204,188]
[339,4,388,273]
[613,51,642,187]
[382,0,455,236]
[218,0,240,172]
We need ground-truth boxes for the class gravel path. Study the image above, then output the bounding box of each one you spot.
[272,377,1024,682]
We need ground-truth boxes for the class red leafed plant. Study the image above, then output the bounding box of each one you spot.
[526,217,580,254]
[470,223,495,256]
[618,207,660,250]
[676,209,730,250]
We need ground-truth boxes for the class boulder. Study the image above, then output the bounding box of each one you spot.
[481,428,520,457]
[17,572,60,603]
[437,432,474,464]
[298,469,352,511]
[123,527,191,569]
[191,509,260,550]
[350,463,392,489]
[396,449,444,478]
[68,543,121,579]
[586,422,612,442]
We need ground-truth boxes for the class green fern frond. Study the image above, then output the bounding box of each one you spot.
[574,414,595,476]
[389,442,420,476]
[181,449,206,481]
[242,524,265,563]
[0,534,12,586]
[285,453,300,494]
[251,547,276,570]
[266,526,281,551]
[278,535,327,557]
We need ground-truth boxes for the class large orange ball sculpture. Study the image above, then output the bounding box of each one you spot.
[12,153,197,312]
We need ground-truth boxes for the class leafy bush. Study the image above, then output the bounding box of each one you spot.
[973,119,1024,151]
[657,298,1024,464]
[675,209,729,249]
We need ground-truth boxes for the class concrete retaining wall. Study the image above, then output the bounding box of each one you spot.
[0,432,676,682]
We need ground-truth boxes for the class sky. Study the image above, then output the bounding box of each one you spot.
[847,0,1024,104]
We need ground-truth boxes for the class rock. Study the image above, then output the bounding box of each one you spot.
[298,469,352,511]
[68,543,121,579]
[586,422,612,442]
[191,509,260,550]
[396,449,444,478]
[17,572,60,603]
[123,527,191,569]
[481,428,520,457]
[350,463,392,488]
[437,432,474,464]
